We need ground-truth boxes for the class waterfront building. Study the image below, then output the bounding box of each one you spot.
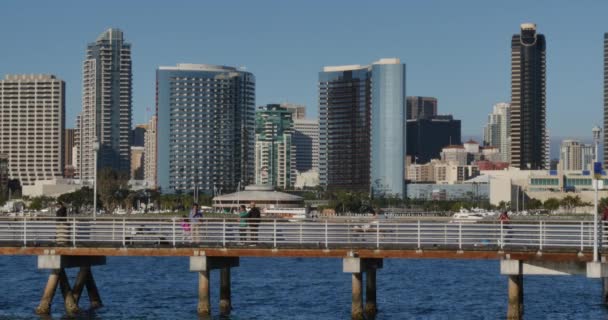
[279,103,306,120]
[254,104,294,189]
[0,74,65,186]
[604,33,608,168]
[212,184,303,211]
[559,140,594,171]
[76,28,132,181]
[407,183,489,201]
[319,58,406,197]
[483,102,511,162]
[510,23,547,169]
[0,154,8,196]
[144,116,157,188]
[64,129,75,178]
[156,64,255,194]
[131,124,147,147]
[407,159,479,185]
[441,145,468,165]
[130,146,144,180]
[406,96,437,120]
[406,115,461,164]
[293,118,319,173]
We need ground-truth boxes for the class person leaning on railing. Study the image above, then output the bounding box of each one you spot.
[238,204,249,243]
[248,202,261,243]
[55,201,68,244]
[189,203,202,243]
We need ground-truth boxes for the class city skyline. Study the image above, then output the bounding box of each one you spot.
[0,1,607,138]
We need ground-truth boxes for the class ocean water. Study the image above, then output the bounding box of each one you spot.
[0,256,606,319]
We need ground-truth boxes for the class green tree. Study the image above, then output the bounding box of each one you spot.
[526,198,543,210]
[97,168,130,214]
[58,187,95,214]
[28,196,55,211]
[543,198,560,211]
[560,195,583,213]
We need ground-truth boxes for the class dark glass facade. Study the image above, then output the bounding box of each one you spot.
[406,116,461,164]
[319,68,371,193]
[510,23,546,169]
[406,96,437,120]
[604,33,608,168]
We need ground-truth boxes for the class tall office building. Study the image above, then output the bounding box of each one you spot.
[406,96,437,120]
[0,74,65,186]
[156,64,255,194]
[144,116,157,188]
[560,140,594,171]
[0,154,7,195]
[254,104,294,188]
[406,115,461,164]
[510,23,546,170]
[483,102,511,162]
[293,119,319,172]
[319,58,406,197]
[130,146,144,180]
[64,129,76,178]
[76,28,132,181]
[604,33,608,168]
[131,124,147,147]
[279,103,306,120]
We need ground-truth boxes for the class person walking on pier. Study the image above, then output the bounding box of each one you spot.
[55,201,68,244]
[238,205,249,244]
[248,202,261,244]
[181,215,192,243]
[189,203,202,242]
[499,211,511,245]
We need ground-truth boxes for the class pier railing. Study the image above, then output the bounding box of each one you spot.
[0,217,604,252]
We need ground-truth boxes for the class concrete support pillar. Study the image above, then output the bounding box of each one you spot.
[35,269,60,315]
[219,268,232,316]
[86,269,103,308]
[58,269,80,315]
[351,272,364,320]
[197,270,211,316]
[365,268,377,318]
[72,267,89,304]
[507,273,523,320]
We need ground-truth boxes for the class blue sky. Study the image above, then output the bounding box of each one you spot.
[0,0,606,139]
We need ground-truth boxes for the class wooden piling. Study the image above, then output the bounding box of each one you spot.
[351,272,364,320]
[219,268,232,316]
[507,274,523,320]
[365,269,377,318]
[603,278,608,305]
[35,269,60,315]
[85,269,103,309]
[197,270,211,316]
[72,267,89,304]
[58,268,80,314]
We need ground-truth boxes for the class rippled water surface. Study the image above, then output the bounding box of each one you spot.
[0,256,606,319]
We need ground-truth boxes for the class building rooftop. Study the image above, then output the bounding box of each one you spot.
[158,63,243,72]
[213,185,304,202]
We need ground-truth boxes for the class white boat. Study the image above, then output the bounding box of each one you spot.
[450,209,485,223]
[263,207,307,221]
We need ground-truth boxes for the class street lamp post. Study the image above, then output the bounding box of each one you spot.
[592,126,602,262]
[93,139,99,220]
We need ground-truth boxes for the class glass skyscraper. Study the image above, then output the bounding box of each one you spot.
[510,23,547,170]
[254,104,294,188]
[77,28,132,181]
[156,64,255,194]
[604,33,608,168]
[319,58,405,198]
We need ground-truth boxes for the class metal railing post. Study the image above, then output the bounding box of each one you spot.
[273,219,277,248]
[299,223,303,244]
[325,220,328,249]
[172,218,176,247]
[500,221,504,249]
[72,218,76,247]
[458,223,462,250]
[580,221,584,252]
[222,219,226,247]
[417,221,421,249]
[443,224,447,245]
[122,218,126,247]
[539,221,543,251]
[376,221,380,249]
[22,217,27,247]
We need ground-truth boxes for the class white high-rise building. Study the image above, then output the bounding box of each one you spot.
[483,102,511,162]
[0,74,65,186]
[144,116,157,188]
[559,139,594,171]
[76,28,132,181]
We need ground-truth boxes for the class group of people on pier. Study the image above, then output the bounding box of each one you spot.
[181,202,262,244]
